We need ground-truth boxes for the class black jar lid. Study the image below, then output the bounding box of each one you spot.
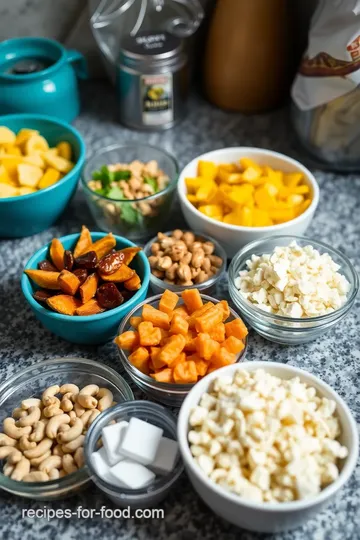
[121,31,182,63]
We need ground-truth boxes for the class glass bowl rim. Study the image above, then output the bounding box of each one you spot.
[116,293,248,392]
[143,230,227,292]
[228,235,359,324]
[81,142,179,203]
[0,357,134,495]
[84,401,184,497]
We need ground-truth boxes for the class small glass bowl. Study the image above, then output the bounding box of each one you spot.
[84,401,183,508]
[144,230,227,295]
[228,236,359,345]
[116,293,248,407]
[0,358,134,500]
[81,143,179,241]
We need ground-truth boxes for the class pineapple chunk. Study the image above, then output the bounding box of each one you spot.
[16,128,39,147]
[0,183,18,198]
[17,187,37,196]
[25,134,49,155]
[57,141,72,160]
[17,164,43,187]
[0,127,16,145]
[38,168,61,189]
[43,151,74,173]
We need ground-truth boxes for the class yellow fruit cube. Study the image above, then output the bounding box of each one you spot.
[239,158,262,174]
[187,194,198,204]
[242,166,261,181]
[0,127,16,145]
[23,154,45,168]
[185,177,202,193]
[0,183,18,198]
[295,198,312,217]
[0,165,14,186]
[225,185,254,208]
[263,168,283,190]
[43,152,74,173]
[17,187,37,196]
[57,141,72,160]
[293,185,310,195]
[284,173,303,188]
[198,204,223,219]
[25,134,49,155]
[17,164,43,187]
[197,160,217,181]
[239,206,253,226]
[196,181,218,203]
[1,144,22,156]
[16,129,39,147]
[1,155,22,178]
[268,207,295,223]
[223,212,242,225]
[38,168,61,190]
[287,194,304,206]
[217,168,243,184]
[252,208,273,226]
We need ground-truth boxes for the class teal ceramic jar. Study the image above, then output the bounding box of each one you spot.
[0,37,87,122]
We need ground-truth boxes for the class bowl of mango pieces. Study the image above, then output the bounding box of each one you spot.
[178,147,320,257]
[0,114,86,238]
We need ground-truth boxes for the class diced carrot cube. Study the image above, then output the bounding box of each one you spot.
[172,306,190,320]
[173,360,198,383]
[184,331,197,352]
[211,346,236,368]
[195,333,220,361]
[170,313,189,336]
[159,328,170,346]
[218,300,230,321]
[225,318,248,339]
[194,358,209,377]
[128,347,150,373]
[130,316,142,329]
[138,321,162,347]
[142,304,170,330]
[209,323,226,342]
[181,289,203,313]
[150,368,174,383]
[114,331,139,351]
[188,302,214,328]
[169,352,186,368]
[158,289,179,315]
[195,305,224,333]
[150,347,166,370]
[158,334,186,366]
[223,336,245,354]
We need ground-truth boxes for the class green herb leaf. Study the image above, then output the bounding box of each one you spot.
[144,176,158,192]
[121,203,140,225]
[92,165,112,191]
[114,170,131,181]
[107,185,125,200]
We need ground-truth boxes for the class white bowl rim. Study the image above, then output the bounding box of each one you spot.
[177,147,320,232]
[177,361,359,513]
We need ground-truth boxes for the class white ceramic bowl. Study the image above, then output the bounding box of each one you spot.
[178,148,320,257]
[177,362,358,533]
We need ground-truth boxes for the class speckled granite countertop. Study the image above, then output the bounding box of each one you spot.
[0,82,359,540]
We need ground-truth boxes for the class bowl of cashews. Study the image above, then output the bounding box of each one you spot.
[0,357,133,500]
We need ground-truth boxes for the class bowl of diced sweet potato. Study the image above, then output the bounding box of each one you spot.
[115,289,248,406]
[21,228,150,344]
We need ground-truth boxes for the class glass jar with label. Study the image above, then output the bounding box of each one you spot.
[116,31,188,130]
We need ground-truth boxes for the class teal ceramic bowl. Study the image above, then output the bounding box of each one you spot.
[0,114,86,238]
[21,232,150,344]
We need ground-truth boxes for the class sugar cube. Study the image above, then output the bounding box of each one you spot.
[102,420,128,466]
[150,437,179,475]
[109,459,155,490]
[119,417,163,465]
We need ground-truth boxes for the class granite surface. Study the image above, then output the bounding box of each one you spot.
[0,81,359,540]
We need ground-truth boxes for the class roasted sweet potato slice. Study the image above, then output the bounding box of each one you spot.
[173,360,198,383]
[25,269,60,289]
[119,246,142,265]
[158,334,186,365]
[130,316,142,329]
[124,272,141,291]
[73,225,92,258]
[99,264,134,283]
[79,273,98,303]
[224,319,248,340]
[142,304,170,330]
[58,270,80,296]
[83,233,116,260]
[75,299,105,316]
[194,305,224,334]
[138,321,162,347]
[46,294,82,315]
[181,289,203,314]
[158,290,179,315]
[128,347,150,374]
[49,238,65,271]
[150,368,173,383]
[115,331,139,351]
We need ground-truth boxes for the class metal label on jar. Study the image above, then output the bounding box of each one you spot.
[141,74,173,126]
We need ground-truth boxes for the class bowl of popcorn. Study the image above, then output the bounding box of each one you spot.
[228,236,358,344]
[81,143,178,241]
[144,230,226,295]
[177,362,358,533]
[177,148,319,257]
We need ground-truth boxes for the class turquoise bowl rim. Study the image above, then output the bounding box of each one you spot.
[0,113,86,202]
[21,232,150,323]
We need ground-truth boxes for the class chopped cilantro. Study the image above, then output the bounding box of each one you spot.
[144,176,158,192]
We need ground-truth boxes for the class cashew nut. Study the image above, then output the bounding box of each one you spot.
[0,433,17,447]
[29,450,51,467]
[96,388,113,412]
[3,462,14,477]
[61,435,85,454]
[12,407,28,419]
[4,418,32,439]
[7,449,23,465]
[23,471,49,482]
[53,444,64,457]
[11,457,30,481]
[57,418,83,443]
[46,414,71,439]
[69,411,77,420]
[88,410,101,426]
[43,396,60,408]
[21,398,42,410]
[60,396,73,412]
[79,409,93,427]
[58,424,70,434]
[74,402,85,417]
[42,385,60,404]
[77,394,97,410]
[60,384,79,395]
[29,420,47,442]
[74,447,84,469]
[59,469,66,478]
[38,455,62,474]
[24,438,53,459]
[0,446,21,461]
[17,406,41,427]
[79,384,99,396]
[19,435,37,451]
[43,405,63,418]
[62,454,77,474]
[49,468,60,480]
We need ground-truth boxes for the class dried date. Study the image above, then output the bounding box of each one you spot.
[74,251,98,270]
[96,283,124,309]
[38,260,57,272]
[73,268,88,285]
[33,289,55,302]
[98,252,125,275]
[63,250,74,271]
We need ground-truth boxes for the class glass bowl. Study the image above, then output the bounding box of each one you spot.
[228,236,359,345]
[144,230,227,295]
[116,293,248,407]
[84,401,183,508]
[81,143,179,241]
[0,358,134,500]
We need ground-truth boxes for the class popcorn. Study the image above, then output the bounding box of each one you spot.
[188,369,348,503]
[235,241,350,317]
